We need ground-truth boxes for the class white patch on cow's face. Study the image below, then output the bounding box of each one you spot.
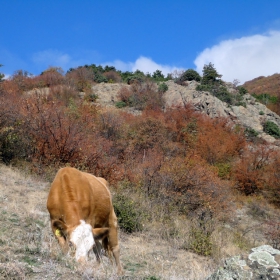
[70,220,95,262]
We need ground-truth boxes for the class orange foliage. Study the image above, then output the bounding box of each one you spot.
[196,117,245,165]
[231,144,273,195]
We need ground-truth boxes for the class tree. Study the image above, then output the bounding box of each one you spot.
[152,70,165,81]
[40,67,64,87]
[201,63,222,85]
[0,64,5,82]
[180,69,201,82]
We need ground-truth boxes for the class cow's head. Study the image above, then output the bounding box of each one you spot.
[53,220,108,262]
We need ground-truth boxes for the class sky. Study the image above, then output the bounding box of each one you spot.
[1,1,280,84]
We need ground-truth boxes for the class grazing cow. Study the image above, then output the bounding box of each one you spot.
[47,167,123,275]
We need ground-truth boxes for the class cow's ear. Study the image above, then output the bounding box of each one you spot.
[92,228,109,240]
[53,220,68,237]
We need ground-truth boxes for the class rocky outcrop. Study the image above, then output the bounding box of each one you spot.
[92,80,280,144]
[92,82,129,105]
[163,80,230,118]
[163,80,280,144]
[207,245,280,280]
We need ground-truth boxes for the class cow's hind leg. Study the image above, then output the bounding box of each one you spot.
[108,226,123,275]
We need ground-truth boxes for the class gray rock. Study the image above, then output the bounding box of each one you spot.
[163,81,280,144]
[87,80,280,144]
[207,245,280,280]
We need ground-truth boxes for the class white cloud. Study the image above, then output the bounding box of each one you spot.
[102,59,134,72]
[106,56,183,76]
[194,30,280,84]
[31,50,183,76]
[132,56,182,76]
[3,74,10,80]
[32,50,71,69]
[32,49,104,73]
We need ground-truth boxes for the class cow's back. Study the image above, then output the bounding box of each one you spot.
[47,167,112,227]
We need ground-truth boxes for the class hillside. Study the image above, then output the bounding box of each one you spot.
[91,80,280,144]
[0,164,217,279]
[243,73,280,96]
[2,66,280,279]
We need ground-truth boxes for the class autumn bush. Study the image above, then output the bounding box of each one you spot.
[0,92,27,163]
[265,219,280,249]
[103,70,122,83]
[231,145,273,195]
[65,66,95,92]
[196,117,245,165]
[116,80,164,110]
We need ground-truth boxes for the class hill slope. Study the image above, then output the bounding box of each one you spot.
[91,80,280,144]
[0,164,217,279]
[243,73,280,96]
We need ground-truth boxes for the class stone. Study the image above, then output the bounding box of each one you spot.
[207,245,280,280]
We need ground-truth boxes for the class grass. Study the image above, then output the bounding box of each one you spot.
[0,163,278,279]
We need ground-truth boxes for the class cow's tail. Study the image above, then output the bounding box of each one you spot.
[102,237,113,258]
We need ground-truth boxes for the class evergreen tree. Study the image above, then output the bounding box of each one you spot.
[0,64,5,82]
[201,62,222,85]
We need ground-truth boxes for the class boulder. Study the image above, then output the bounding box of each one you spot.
[207,245,280,280]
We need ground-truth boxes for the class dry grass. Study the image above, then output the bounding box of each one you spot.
[0,164,278,279]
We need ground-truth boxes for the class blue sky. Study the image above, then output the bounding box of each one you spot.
[1,0,280,84]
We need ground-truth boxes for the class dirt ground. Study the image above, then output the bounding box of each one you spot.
[0,164,217,279]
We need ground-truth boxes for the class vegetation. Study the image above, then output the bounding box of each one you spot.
[175,69,201,85]
[113,192,144,233]
[1,61,280,277]
[243,74,280,115]
[263,120,280,138]
[158,82,168,93]
[195,63,249,106]
[0,64,4,82]
[252,93,278,105]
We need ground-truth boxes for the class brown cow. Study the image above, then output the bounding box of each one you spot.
[47,167,123,275]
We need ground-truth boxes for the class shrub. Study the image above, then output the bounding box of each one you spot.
[244,128,259,142]
[232,145,272,195]
[125,70,146,84]
[259,111,264,115]
[103,71,122,83]
[188,226,213,256]
[40,67,64,87]
[215,163,231,179]
[113,193,143,233]
[196,84,211,92]
[94,72,108,83]
[115,101,127,108]
[265,219,280,249]
[116,81,167,110]
[117,86,133,106]
[65,66,95,91]
[158,82,168,93]
[236,101,246,107]
[263,121,280,138]
[85,93,98,102]
[213,86,233,104]
[252,93,278,105]
[184,212,215,256]
[180,69,201,82]
[238,86,248,95]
